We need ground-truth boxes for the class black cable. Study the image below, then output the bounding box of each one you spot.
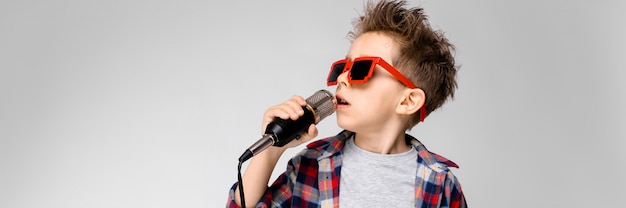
[238,161,246,208]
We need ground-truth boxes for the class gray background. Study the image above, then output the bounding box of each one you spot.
[1,0,624,207]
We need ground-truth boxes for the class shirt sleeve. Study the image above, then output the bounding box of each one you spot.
[441,171,467,208]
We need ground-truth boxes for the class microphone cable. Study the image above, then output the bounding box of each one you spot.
[238,160,247,208]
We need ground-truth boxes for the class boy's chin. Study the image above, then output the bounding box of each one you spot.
[336,118,357,133]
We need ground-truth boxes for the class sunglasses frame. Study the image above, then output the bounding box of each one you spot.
[326,56,426,122]
[327,56,416,89]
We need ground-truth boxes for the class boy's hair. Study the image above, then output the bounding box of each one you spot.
[349,0,458,129]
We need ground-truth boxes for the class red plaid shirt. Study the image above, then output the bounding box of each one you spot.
[227,130,467,208]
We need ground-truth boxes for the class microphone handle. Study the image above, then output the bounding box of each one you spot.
[265,104,316,147]
[238,134,273,162]
[238,105,316,162]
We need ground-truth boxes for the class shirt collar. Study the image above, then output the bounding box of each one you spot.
[406,134,459,169]
[306,130,459,170]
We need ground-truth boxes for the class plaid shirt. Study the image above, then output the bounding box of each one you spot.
[227,130,467,208]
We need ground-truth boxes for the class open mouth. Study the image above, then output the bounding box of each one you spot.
[336,95,350,106]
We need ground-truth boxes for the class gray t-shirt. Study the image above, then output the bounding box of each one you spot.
[339,137,418,208]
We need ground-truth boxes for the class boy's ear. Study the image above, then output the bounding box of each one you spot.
[396,88,425,115]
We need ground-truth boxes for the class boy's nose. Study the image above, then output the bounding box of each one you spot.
[336,70,351,87]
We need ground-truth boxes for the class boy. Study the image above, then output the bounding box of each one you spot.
[227,0,466,207]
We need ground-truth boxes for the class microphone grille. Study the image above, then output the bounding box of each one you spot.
[306,89,335,124]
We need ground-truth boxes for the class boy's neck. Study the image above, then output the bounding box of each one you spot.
[353,130,411,154]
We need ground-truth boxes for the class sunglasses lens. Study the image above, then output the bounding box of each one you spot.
[329,62,346,83]
[350,60,373,80]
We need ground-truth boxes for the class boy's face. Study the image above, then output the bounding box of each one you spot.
[334,32,409,133]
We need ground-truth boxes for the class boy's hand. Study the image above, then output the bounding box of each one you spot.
[262,95,319,149]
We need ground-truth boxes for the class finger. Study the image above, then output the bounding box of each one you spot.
[262,106,290,133]
[267,105,291,120]
[308,124,318,138]
[261,96,306,133]
[283,99,305,120]
[291,95,307,106]
[299,124,318,143]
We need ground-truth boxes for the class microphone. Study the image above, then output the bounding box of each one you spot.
[238,89,335,162]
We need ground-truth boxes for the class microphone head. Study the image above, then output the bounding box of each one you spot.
[306,89,335,124]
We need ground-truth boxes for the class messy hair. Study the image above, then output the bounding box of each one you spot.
[349,0,458,129]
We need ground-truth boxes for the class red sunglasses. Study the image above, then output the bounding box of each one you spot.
[326,56,426,122]
[327,56,417,88]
